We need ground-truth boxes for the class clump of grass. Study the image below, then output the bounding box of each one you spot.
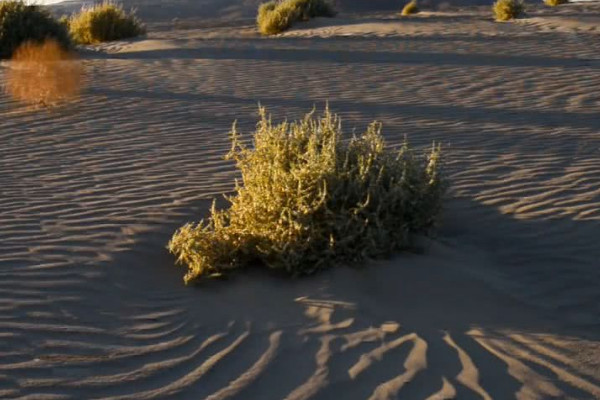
[168,107,446,284]
[544,0,567,6]
[0,0,70,59]
[493,0,525,21]
[257,1,294,35]
[258,1,278,22]
[5,39,83,106]
[66,2,145,44]
[257,0,336,35]
[401,1,420,16]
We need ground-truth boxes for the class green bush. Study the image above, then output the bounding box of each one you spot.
[257,0,336,35]
[401,1,419,16]
[67,2,145,44]
[544,0,567,6]
[0,0,70,58]
[168,107,446,284]
[493,0,525,21]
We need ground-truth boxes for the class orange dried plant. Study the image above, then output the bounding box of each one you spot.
[5,39,83,106]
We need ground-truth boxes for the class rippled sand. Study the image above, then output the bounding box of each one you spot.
[1,1,599,399]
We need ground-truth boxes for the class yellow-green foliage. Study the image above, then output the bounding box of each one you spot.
[67,2,145,44]
[257,1,293,35]
[493,0,525,21]
[168,107,446,284]
[544,0,567,6]
[0,0,70,58]
[257,0,335,35]
[401,1,419,16]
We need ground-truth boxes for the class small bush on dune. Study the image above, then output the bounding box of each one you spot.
[295,0,336,19]
[67,2,145,44]
[257,1,295,35]
[0,0,70,58]
[493,0,525,21]
[59,15,70,28]
[401,1,420,16]
[5,39,83,105]
[257,0,336,35]
[258,1,278,20]
[544,0,567,6]
[168,107,446,284]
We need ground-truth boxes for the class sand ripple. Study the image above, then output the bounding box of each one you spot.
[1,4,599,398]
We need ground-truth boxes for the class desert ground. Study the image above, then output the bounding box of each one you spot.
[1,0,600,398]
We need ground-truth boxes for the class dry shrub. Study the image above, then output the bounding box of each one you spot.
[257,1,294,35]
[168,107,446,284]
[493,0,525,21]
[0,0,70,59]
[257,0,336,35]
[544,0,567,6]
[5,40,83,106]
[401,1,419,16]
[67,2,145,44]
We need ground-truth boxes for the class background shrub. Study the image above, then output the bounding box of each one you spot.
[258,0,278,21]
[5,39,83,105]
[257,1,295,35]
[0,0,70,59]
[257,0,335,35]
[295,0,336,19]
[544,0,567,6]
[401,1,419,16]
[493,0,525,21]
[168,107,446,284]
[67,2,145,44]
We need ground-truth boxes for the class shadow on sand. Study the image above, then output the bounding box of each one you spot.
[87,87,600,132]
[85,44,595,68]
[86,193,600,399]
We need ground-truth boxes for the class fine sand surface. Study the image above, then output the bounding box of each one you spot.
[1,1,600,399]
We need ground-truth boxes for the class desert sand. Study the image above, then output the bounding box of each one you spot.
[1,0,599,398]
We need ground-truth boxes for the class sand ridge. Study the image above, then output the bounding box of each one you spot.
[1,1,600,399]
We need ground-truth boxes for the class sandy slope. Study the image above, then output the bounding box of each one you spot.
[1,2,600,399]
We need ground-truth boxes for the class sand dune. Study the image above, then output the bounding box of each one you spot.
[1,1,599,399]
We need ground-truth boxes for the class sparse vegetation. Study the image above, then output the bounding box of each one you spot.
[0,0,70,58]
[66,2,145,44]
[5,39,83,105]
[257,0,336,35]
[168,107,446,284]
[401,1,420,16]
[257,1,291,35]
[544,0,567,6]
[493,0,525,21]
